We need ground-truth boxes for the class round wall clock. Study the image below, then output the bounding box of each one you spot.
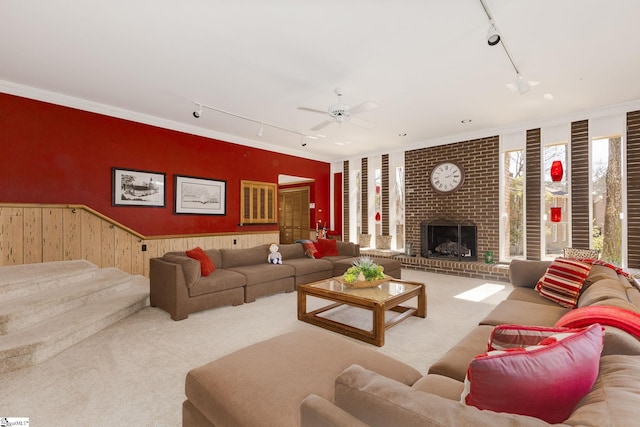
[429,161,465,194]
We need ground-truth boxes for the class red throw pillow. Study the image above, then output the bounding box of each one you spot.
[186,247,215,276]
[535,257,592,308]
[461,323,603,424]
[316,238,339,256]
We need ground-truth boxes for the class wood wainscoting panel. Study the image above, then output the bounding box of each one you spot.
[101,220,116,268]
[43,207,64,262]
[63,207,82,260]
[81,210,102,266]
[23,208,43,264]
[115,227,133,274]
[0,207,23,265]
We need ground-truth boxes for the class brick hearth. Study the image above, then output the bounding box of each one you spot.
[361,249,510,282]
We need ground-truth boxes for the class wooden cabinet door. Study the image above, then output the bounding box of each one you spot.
[279,187,310,243]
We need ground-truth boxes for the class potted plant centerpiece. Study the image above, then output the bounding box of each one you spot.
[342,256,388,288]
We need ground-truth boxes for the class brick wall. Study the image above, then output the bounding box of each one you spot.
[405,136,500,260]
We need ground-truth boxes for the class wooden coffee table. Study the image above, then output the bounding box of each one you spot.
[297,277,426,346]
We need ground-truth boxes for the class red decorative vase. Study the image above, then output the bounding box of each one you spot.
[551,207,562,222]
[550,161,564,182]
[375,212,381,222]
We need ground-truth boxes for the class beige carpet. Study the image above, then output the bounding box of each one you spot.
[0,270,512,426]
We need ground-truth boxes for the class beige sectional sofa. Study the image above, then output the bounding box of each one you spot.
[182,259,640,426]
[150,241,401,320]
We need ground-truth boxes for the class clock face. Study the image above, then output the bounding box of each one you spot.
[430,161,465,194]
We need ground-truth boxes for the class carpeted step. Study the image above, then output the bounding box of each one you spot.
[0,274,149,374]
[0,260,99,301]
[0,267,137,335]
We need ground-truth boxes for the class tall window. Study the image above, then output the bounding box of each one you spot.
[591,136,623,264]
[395,166,405,249]
[374,168,382,237]
[503,150,525,260]
[355,170,362,236]
[543,143,568,259]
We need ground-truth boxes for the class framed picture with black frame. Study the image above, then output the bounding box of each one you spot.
[112,167,166,207]
[174,175,226,215]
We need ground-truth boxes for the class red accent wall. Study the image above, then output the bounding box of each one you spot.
[0,93,331,236]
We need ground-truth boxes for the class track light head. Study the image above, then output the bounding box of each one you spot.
[487,23,501,46]
[193,104,203,118]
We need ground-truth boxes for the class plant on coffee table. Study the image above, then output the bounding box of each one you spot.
[343,256,385,283]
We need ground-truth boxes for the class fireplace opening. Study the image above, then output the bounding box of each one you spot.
[420,219,478,261]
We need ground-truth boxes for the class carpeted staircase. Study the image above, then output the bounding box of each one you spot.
[0,260,149,374]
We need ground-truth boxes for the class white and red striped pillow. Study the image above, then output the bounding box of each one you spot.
[535,257,592,308]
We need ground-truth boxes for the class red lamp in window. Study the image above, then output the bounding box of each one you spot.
[550,161,564,182]
[550,207,562,223]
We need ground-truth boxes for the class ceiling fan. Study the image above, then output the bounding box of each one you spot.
[298,88,378,131]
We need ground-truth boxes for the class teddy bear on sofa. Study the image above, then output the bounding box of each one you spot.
[267,243,282,264]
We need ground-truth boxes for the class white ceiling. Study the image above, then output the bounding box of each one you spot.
[2,0,640,162]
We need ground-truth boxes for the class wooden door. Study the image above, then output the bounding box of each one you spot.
[279,187,310,243]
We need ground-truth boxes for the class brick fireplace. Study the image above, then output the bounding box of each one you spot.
[405,136,500,265]
[421,219,478,261]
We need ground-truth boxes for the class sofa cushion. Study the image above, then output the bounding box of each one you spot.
[220,244,269,268]
[278,243,307,260]
[204,249,222,268]
[428,325,494,382]
[163,252,201,287]
[227,264,295,286]
[317,238,339,256]
[508,259,551,288]
[412,374,464,401]
[564,355,640,426]
[282,258,332,277]
[186,246,216,276]
[461,323,603,424]
[334,364,548,427]
[577,278,638,310]
[479,299,569,327]
[188,269,247,297]
[535,258,592,308]
[506,287,568,307]
[336,240,359,257]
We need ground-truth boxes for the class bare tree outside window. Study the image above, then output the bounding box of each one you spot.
[592,137,622,264]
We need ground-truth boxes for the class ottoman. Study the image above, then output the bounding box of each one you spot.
[183,329,421,427]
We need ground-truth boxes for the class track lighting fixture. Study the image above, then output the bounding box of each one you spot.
[191,101,313,148]
[479,0,539,95]
[193,104,202,118]
[487,22,500,46]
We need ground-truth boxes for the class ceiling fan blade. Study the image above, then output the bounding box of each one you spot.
[349,116,376,129]
[310,120,334,131]
[349,101,378,115]
[297,106,327,115]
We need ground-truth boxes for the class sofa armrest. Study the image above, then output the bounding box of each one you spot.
[149,257,191,320]
[335,365,552,427]
[336,241,360,257]
[509,259,551,288]
[300,394,370,427]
